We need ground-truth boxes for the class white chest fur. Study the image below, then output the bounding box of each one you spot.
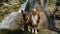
[32,15,38,24]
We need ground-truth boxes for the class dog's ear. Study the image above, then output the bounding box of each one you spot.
[21,10,23,14]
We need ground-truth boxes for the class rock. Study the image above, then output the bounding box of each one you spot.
[3,3,11,7]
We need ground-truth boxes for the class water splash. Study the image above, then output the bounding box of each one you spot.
[0,0,28,29]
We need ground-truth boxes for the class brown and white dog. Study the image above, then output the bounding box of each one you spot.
[21,8,40,33]
[29,8,40,33]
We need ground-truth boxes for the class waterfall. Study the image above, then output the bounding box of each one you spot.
[40,0,45,8]
[29,0,36,9]
[17,0,28,13]
[0,0,28,29]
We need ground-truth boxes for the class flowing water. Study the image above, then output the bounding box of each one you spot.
[0,0,28,29]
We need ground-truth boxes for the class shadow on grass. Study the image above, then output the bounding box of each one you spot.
[0,29,33,34]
